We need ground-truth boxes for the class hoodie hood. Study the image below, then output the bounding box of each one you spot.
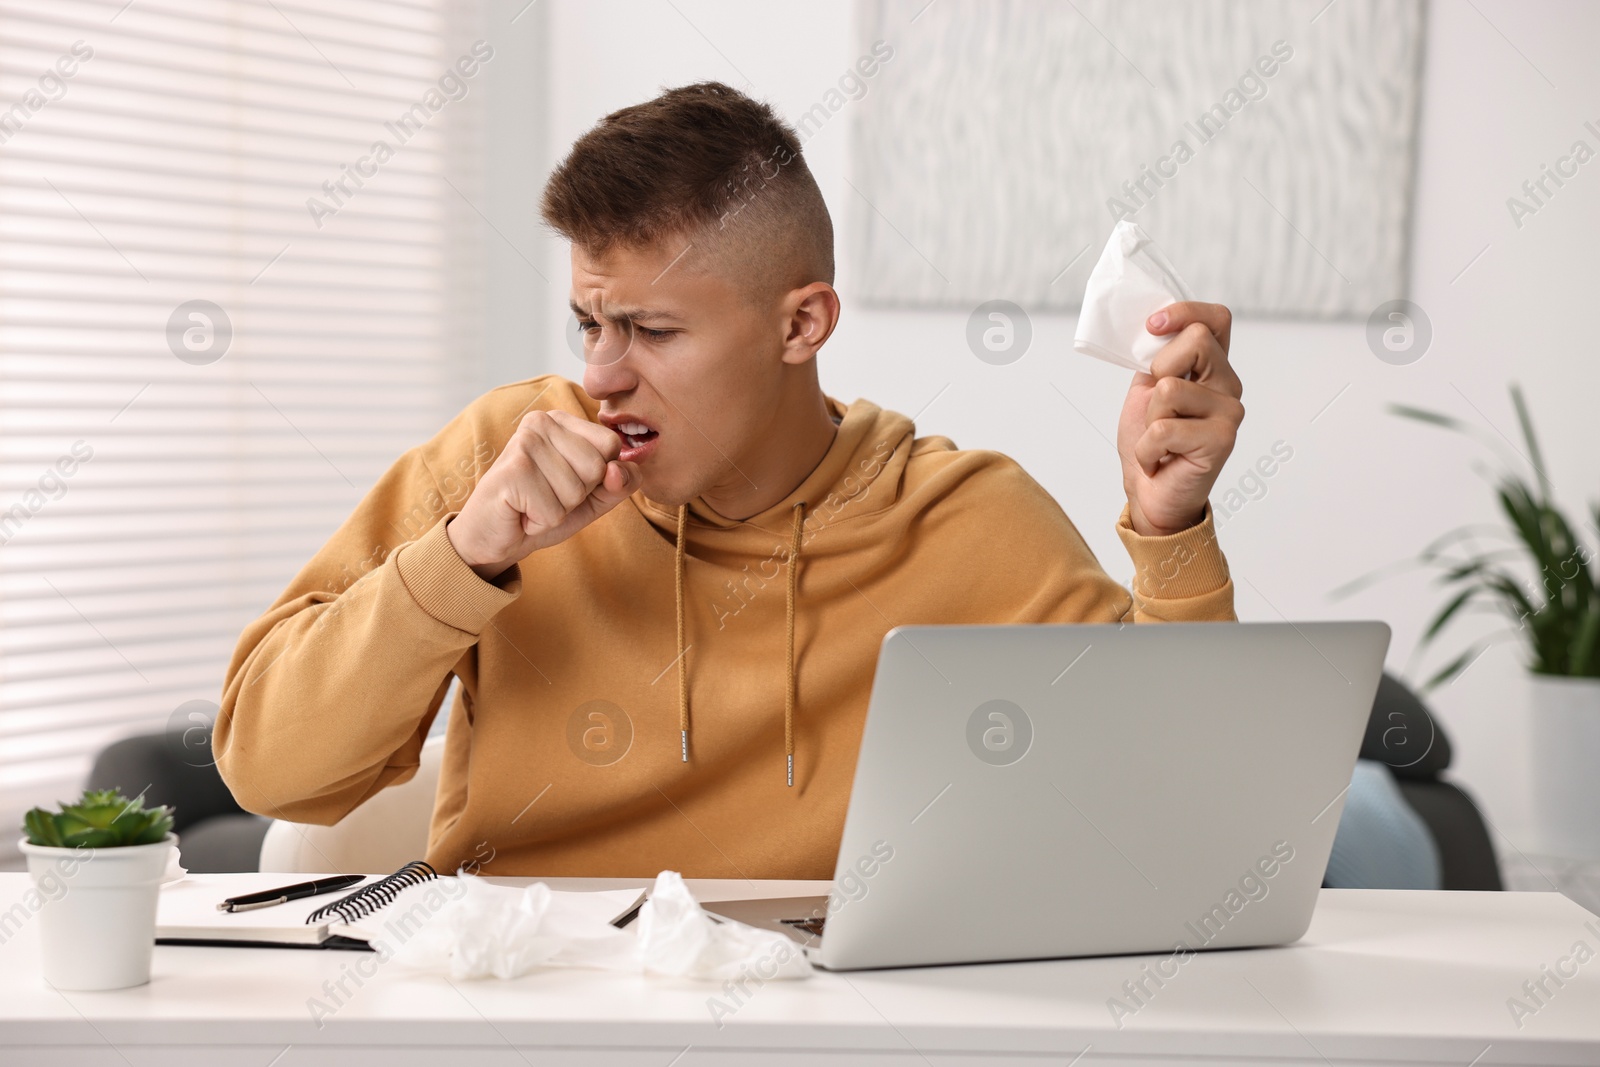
[636,395,914,531]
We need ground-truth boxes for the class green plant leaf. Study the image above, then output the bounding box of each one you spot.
[27,787,177,848]
[1483,572,1539,629]
[1388,403,1469,431]
[1510,384,1553,506]
[1327,557,1424,601]
[130,808,174,845]
[22,808,65,848]
[79,788,126,809]
[1387,401,1498,462]
[110,803,151,836]
[1422,642,1492,691]
[54,811,106,837]
[1389,402,1529,472]
[1418,523,1518,555]
[1570,601,1600,677]
[59,826,120,849]
[1444,564,1536,622]
[1421,586,1479,646]
[1436,551,1528,581]
[1388,387,1600,687]
[1497,484,1574,618]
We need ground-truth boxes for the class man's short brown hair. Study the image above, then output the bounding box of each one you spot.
[541,81,834,302]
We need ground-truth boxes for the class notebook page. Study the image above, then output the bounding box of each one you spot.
[155,872,379,945]
[156,873,648,948]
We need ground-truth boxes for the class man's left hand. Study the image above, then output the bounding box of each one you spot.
[1116,301,1244,537]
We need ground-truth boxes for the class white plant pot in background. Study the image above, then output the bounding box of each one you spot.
[17,833,176,991]
[1529,677,1600,859]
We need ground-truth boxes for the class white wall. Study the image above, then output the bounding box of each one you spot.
[513,0,1600,854]
[478,2,549,394]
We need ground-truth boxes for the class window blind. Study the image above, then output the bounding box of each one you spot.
[0,0,486,862]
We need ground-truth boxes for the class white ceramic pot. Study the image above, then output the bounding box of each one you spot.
[1529,676,1600,859]
[17,833,176,991]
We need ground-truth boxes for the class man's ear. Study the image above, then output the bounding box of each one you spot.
[780,282,841,366]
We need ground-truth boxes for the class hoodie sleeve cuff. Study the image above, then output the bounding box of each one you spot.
[1116,502,1230,601]
[394,512,522,635]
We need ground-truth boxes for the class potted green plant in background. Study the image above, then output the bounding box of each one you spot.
[1383,384,1599,858]
[19,788,175,990]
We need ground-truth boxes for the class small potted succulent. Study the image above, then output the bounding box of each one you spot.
[19,788,176,990]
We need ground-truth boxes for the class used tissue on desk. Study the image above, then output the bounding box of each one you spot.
[388,869,812,982]
[1073,219,1195,373]
[634,871,811,981]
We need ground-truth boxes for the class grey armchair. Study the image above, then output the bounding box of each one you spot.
[85,731,269,873]
[1355,672,1502,891]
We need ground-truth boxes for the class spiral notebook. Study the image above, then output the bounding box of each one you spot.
[156,861,648,950]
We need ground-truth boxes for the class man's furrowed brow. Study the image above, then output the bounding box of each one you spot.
[568,299,685,324]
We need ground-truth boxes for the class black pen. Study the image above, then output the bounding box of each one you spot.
[216,874,367,913]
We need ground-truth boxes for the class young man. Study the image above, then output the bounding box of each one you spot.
[216,82,1245,879]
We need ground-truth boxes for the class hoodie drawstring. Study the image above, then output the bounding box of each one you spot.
[784,501,805,787]
[673,500,807,786]
[675,503,689,762]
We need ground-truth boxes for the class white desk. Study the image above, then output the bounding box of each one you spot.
[3,874,1599,1065]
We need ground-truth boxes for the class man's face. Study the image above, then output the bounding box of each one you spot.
[571,239,787,507]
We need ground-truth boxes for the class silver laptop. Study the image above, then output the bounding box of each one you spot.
[704,621,1391,971]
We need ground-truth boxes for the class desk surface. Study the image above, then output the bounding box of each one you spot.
[3,874,1599,1066]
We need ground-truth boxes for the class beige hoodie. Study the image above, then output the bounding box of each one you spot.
[215,376,1235,878]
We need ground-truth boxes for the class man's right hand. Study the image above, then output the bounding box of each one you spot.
[446,410,641,582]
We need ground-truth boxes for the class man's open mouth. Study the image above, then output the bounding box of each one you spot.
[612,420,658,450]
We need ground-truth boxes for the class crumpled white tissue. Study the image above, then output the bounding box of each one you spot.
[1073,219,1195,373]
[635,871,812,981]
[386,876,639,979]
[386,869,812,982]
